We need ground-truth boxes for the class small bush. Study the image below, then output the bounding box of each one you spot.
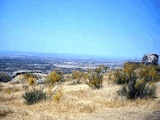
[71,71,84,84]
[28,76,37,86]
[71,71,89,84]
[86,66,104,89]
[87,72,103,89]
[118,75,156,99]
[137,65,160,82]
[95,65,108,73]
[113,69,126,85]
[46,85,63,100]
[22,71,64,105]
[47,71,61,86]
[0,72,12,82]
[113,63,140,85]
[115,63,158,100]
[53,89,63,102]
[113,63,160,85]
[22,89,46,105]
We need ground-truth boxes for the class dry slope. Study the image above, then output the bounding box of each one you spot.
[0,75,160,120]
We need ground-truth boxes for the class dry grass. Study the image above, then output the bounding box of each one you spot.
[0,106,13,118]
[0,75,160,120]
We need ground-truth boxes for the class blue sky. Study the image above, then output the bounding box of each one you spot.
[0,0,160,58]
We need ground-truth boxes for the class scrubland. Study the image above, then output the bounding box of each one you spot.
[1,73,160,120]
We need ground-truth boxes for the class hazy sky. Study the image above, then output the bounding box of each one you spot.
[0,0,160,58]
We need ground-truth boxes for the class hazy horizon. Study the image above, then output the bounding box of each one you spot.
[0,50,138,60]
[1,0,160,58]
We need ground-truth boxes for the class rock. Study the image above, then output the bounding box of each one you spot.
[32,73,47,79]
[9,80,19,84]
[10,73,47,84]
[142,54,159,65]
[12,70,42,78]
[9,75,26,84]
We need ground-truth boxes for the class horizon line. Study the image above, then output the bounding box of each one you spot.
[0,50,142,60]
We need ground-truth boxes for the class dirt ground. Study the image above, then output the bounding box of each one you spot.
[0,75,160,120]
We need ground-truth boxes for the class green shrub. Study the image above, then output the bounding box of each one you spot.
[137,65,160,82]
[95,65,108,73]
[113,69,126,85]
[22,89,46,105]
[113,63,160,85]
[113,63,137,85]
[0,72,12,82]
[72,71,83,79]
[87,72,103,89]
[86,66,104,89]
[115,63,158,99]
[118,76,156,99]
[71,71,84,84]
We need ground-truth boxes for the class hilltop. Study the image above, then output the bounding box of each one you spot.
[0,53,160,120]
[0,72,160,120]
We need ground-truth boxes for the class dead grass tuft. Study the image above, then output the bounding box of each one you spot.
[79,103,96,113]
[3,87,21,94]
[0,95,16,103]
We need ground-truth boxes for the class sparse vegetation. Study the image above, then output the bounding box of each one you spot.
[1,65,160,119]
[87,72,103,89]
[4,86,20,94]
[86,66,103,89]
[22,71,64,105]
[115,63,159,99]
[118,75,156,99]
[0,56,160,119]
[53,87,63,102]
[47,71,61,85]
[113,68,126,85]
[137,65,160,82]
[22,88,46,105]
[95,65,108,73]
[71,71,83,84]
[113,63,140,85]
[28,76,37,86]
[22,74,46,105]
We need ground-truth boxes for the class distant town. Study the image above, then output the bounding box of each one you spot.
[0,51,137,76]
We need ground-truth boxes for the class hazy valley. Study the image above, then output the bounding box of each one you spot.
[0,52,127,75]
